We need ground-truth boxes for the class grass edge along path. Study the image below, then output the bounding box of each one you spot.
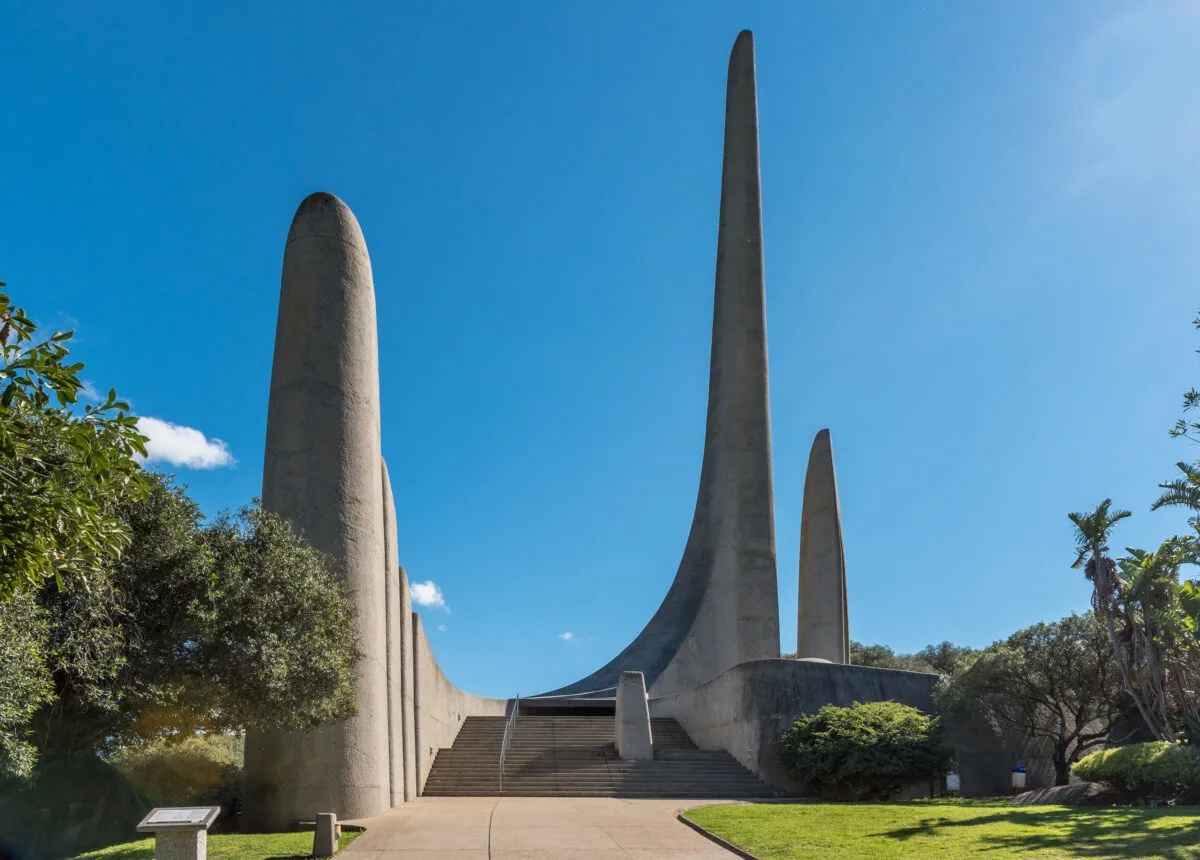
[69,830,360,860]
[683,799,1200,860]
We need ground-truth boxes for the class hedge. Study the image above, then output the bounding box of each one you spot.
[1072,742,1200,802]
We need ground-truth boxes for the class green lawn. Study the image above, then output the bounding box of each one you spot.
[70,830,359,860]
[684,800,1200,859]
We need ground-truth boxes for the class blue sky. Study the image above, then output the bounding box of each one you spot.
[6,1,1200,698]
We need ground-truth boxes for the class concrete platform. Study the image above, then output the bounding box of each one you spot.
[346,796,739,858]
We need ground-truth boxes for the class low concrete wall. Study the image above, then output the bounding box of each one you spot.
[650,658,940,793]
[649,658,1057,796]
[411,613,509,792]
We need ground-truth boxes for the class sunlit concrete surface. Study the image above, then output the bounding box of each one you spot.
[346,796,740,858]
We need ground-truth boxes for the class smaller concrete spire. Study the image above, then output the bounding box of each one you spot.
[797,429,849,663]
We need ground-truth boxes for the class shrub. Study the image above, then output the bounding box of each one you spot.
[0,753,147,860]
[111,733,243,815]
[778,701,954,800]
[1072,742,1200,802]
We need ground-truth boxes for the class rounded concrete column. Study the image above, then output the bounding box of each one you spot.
[245,192,390,829]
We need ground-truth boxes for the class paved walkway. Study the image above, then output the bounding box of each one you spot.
[345,796,739,859]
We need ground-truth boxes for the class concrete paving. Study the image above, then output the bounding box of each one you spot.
[346,796,739,859]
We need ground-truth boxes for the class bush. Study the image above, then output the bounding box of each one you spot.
[1072,742,1200,802]
[778,701,954,800]
[0,753,147,860]
[111,733,242,817]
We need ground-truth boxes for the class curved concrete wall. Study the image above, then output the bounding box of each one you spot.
[650,658,1059,796]
[544,29,779,700]
[650,659,938,792]
[246,192,389,830]
[411,614,509,792]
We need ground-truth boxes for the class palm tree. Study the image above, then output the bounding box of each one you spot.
[1069,500,1174,740]
[1152,461,1200,521]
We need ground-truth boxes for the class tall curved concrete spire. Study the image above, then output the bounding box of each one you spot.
[245,192,390,829]
[547,30,779,698]
[797,429,849,663]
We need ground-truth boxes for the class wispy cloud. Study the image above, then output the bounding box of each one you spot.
[79,380,101,402]
[437,624,447,633]
[411,580,448,612]
[558,632,576,642]
[137,417,235,469]
[1064,0,1200,198]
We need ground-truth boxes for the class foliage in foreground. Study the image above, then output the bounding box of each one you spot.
[0,288,147,600]
[1,475,361,858]
[684,800,1200,860]
[4,474,359,773]
[778,701,953,800]
[67,830,360,860]
[111,733,243,813]
[1073,741,1200,803]
[935,613,1127,786]
[0,593,53,778]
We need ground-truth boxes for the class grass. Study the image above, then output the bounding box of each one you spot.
[70,830,359,860]
[683,799,1200,859]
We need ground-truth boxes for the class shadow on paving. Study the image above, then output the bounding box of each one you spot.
[874,805,1200,858]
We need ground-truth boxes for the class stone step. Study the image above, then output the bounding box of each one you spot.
[424,715,777,799]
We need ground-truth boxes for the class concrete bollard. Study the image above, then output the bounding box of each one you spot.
[615,671,654,760]
[136,807,220,860]
[313,812,338,858]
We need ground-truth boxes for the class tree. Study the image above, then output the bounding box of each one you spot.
[1066,499,1172,739]
[913,641,977,675]
[8,473,360,773]
[0,595,52,778]
[778,701,954,800]
[936,614,1128,785]
[0,287,147,598]
[789,640,975,675]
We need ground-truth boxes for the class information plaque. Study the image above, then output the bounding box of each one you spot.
[137,806,221,832]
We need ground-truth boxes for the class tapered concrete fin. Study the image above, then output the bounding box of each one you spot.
[398,560,417,802]
[245,192,389,829]
[797,429,849,663]
[543,31,778,698]
[382,459,404,807]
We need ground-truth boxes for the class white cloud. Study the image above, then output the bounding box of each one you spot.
[79,380,101,402]
[137,417,236,469]
[558,632,575,642]
[1065,1,1200,197]
[411,580,448,612]
[437,624,447,632]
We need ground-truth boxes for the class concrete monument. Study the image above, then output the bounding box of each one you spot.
[243,28,1028,819]
[544,28,779,700]
[797,429,850,663]
[244,192,391,829]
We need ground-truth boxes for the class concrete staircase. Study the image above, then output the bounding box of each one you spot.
[422,715,780,797]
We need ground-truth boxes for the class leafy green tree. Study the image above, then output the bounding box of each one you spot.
[789,640,974,675]
[8,474,359,770]
[111,733,243,812]
[936,614,1127,785]
[849,642,912,670]
[0,595,52,778]
[913,641,977,675]
[0,287,147,598]
[778,701,954,800]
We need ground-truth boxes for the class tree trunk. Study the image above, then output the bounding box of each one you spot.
[1054,756,1071,786]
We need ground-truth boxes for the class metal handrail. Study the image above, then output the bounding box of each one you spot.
[520,686,617,700]
[499,694,519,793]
